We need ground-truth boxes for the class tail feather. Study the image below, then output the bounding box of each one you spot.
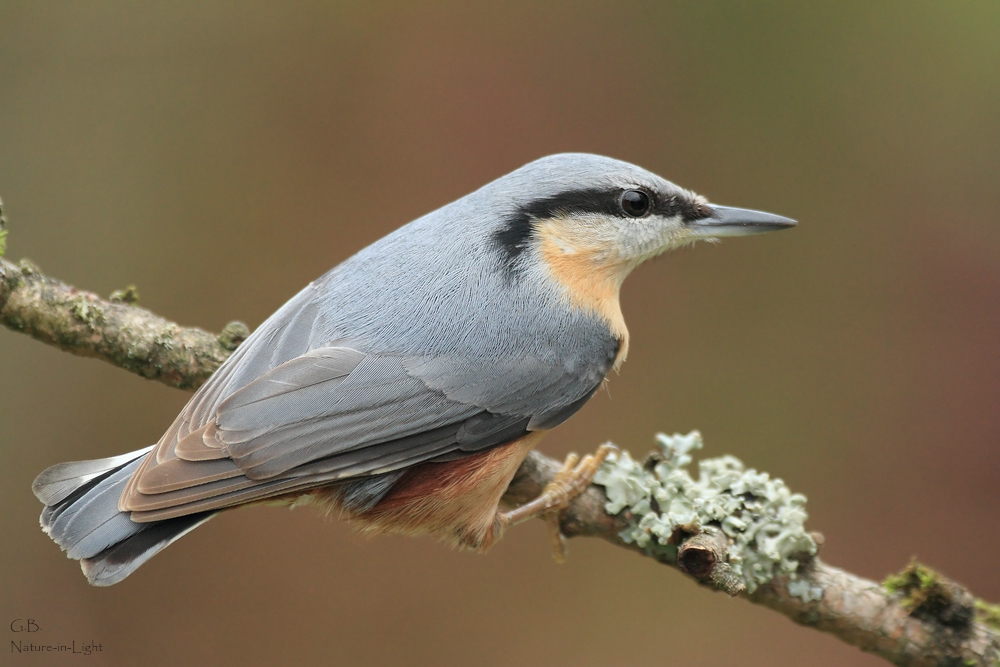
[34,448,214,586]
[82,512,213,586]
[32,446,154,506]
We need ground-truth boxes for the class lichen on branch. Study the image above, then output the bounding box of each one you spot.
[594,432,818,597]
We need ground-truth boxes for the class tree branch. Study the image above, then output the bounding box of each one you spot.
[0,256,247,389]
[4,253,998,666]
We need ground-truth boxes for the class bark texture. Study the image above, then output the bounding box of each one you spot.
[0,256,247,389]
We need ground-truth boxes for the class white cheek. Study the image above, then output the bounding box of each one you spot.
[556,214,621,251]
[618,216,689,258]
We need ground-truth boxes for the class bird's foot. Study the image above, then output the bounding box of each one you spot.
[501,444,618,563]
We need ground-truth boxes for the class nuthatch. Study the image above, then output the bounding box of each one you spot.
[33,153,795,585]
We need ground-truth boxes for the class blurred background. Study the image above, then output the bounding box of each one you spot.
[1,2,998,665]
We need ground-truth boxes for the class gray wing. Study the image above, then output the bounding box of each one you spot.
[215,350,522,478]
[120,288,611,523]
[213,342,610,480]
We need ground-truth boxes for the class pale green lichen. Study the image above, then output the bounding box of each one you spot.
[593,431,817,597]
[70,296,102,326]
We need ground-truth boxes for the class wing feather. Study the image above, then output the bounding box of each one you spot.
[121,289,610,522]
[173,424,227,461]
[217,354,479,478]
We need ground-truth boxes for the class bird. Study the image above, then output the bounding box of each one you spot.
[32,153,796,586]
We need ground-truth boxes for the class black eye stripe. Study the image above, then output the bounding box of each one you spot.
[508,187,708,222]
[515,188,625,221]
[492,186,708,277]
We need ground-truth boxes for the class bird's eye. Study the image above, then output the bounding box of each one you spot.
[620,190,651,217]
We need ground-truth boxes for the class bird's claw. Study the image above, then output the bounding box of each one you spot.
[502,444,618,562]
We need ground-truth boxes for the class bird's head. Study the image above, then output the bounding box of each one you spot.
[483,154,795,366]
[490,153,796,288]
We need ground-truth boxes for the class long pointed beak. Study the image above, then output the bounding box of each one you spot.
[688,205,797,237]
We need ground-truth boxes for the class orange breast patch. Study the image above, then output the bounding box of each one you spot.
[536,220,630,368]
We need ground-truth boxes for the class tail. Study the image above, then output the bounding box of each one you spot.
[33,447,215,586]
